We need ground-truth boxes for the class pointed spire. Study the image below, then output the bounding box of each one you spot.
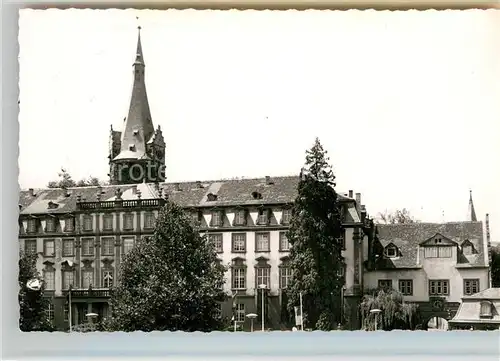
[134,25,144,66]
[112,24,154,162]
[468,189,477,222]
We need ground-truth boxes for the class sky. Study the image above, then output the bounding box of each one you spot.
[19,9,500,242]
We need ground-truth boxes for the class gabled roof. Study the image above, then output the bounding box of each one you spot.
[373,222,486,269]
[419,232,458,246]
[19,175,355,216]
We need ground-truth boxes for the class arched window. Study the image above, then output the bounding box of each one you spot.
[255,257,271,289]
[43,262,55,290]
[480,301,492,317]
[231,258,247,290]
[81,260,94,289]
[279,257,292,290]
[61,260,76,290]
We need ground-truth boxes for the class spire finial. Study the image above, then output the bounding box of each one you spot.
[468,189,477,222]
[134,19,144,65]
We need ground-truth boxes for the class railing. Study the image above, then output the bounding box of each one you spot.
[77,198,165,210]
[68,289,110,298]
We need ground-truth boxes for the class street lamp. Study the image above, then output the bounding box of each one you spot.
[370,308,382,331]
[86,312,98,332]
[258,284,267,332]
[246,313,257,332]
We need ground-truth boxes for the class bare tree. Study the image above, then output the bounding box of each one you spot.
[47,168,107,188]
[376,208,418,224]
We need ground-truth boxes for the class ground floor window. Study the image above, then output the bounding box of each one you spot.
[235,303,245,322]
[46,302,55,324]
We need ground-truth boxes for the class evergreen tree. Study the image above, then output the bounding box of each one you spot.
[19,252,55,332]
[106,201,226,332]
[286,138,344,330]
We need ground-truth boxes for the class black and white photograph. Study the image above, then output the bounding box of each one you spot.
[16,8,500,336]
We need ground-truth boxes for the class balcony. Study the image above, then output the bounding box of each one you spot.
[67,288,110,298]
[77,198,165,210]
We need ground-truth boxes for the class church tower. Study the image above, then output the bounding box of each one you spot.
[108,26,166,185]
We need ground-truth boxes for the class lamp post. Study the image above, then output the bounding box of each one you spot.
[246,313,257,332]
[258,284,267,332]
[68,285,73,333]
[299,292,304,331]
[370,309,382,331]
[86,312,98,332]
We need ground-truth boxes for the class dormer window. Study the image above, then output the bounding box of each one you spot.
[281,208,292,225]
[257,209,269,225]
[252,191,262,200]
[480,301,493,318]
[233,209,246,226]
[211,210,223,227]
[47,201,59,209]
[64,217,75,232]
[207,193,218,202]
[45,218,56,233]
[190,210,201,227]
[384,245,398,258]
[27,219,37,233]
[462,241,475,255]
[424,246,452,258]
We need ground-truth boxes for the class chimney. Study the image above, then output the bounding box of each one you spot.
[355,193,361,213]
[486,213,491,245]
[137,189,142,199]
[132,185,138,195]
[154,182,160,195]
[29,188,35,197]
[486,213,493,287]
[96,192,101,202]
[360,204,367,223]
[265,176,274,185]
[348,190,353,198]
[76,195,82,203]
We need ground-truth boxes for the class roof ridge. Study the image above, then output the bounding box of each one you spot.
[377,221,482,226]
[161,174,300,184]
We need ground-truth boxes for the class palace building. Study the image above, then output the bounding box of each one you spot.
[19,27,491,332]
[18,27,374,331]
